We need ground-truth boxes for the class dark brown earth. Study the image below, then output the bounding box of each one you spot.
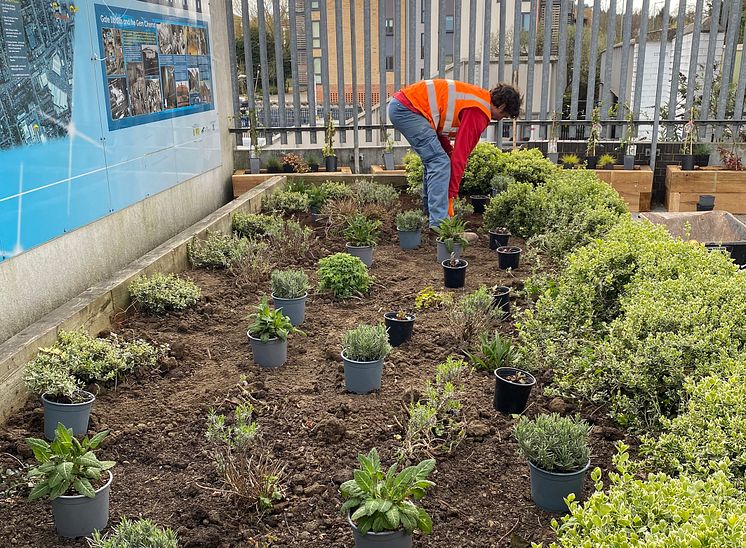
[0,205,634,548]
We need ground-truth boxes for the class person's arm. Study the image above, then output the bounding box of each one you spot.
[448,108,490,198]
[438,134,454,157]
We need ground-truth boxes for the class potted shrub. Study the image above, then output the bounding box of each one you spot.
[560,153,580,169]
[344,214,381,268]
[442,252,468,289]
[341,324,391,394]
[681,113,696,171]
[494,365,536,414]
[433,216,468,264]
[383,132,395,170]
[619,105,636,170]
[248,108,262,174]
[514,414,591,513]
[694,142,711,167]
[585,107,601,169]
[340,448,435,548]
[470,194,489,214]
[25,424,115,538]
[488,226,510,251]
[282,152,309,174]
[246,297,304,369]
[597,153,616,170]
[271,269,309,327]
[497,245,522,270]
[490,285,511,314]
[317,253,373,300]
[266,156,281,174]
[323,113,337,172]
[395,209,427,250]
[383,309,416,347]
[307,152,321,172]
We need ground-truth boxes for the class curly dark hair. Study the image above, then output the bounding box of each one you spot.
[490,84,523,118]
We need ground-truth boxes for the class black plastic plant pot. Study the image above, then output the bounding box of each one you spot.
[586,156,598,169]
[697,194,716,212]
[309,163,320,172]
[694,154,710,167]
[599,163,615,170]
[562,162,575,170]
[384,312,416,347]
[325,156,338,172]
[497,246,522,270]
[282,164,294,173]
[489,230,511,250]
[442,259,468,288]
[268,166,280,174]
[470,195,489,214]
[493,367,536,415]
[348,515,413,548]
[491,286,511,314]
[681,155,695,171]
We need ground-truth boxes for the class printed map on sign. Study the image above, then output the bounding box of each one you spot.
[96,4,214,130]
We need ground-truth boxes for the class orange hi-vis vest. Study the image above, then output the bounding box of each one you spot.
[399,79,492,137]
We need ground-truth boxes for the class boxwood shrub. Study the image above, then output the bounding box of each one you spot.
[461,142,501,195]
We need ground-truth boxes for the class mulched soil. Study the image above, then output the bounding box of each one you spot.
[0,205,635,548]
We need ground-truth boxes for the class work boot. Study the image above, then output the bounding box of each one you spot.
[462,232,479,244]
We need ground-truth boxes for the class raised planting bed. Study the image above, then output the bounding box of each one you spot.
[0,195,628,547]
[665,165,746,213]
[593,165,653,213]
[371,164,407,175]
[232,167,354,197]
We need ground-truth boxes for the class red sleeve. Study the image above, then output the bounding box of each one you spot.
[438,134,453,156]
[448,108,490,198]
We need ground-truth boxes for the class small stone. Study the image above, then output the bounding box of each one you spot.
[303,520,320,533]
[547,397,567,413]
[299,531,312,540]
[314,418,346,443]
[304,482,326,495]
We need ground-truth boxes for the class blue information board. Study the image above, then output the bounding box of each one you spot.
[0,0,221,262]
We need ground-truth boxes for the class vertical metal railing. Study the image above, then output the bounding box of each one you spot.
[228,0,746,168]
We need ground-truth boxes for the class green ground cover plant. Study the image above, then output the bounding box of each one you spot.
[129,272,201,314]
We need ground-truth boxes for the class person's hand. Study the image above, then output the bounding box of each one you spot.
[448,197,455,217]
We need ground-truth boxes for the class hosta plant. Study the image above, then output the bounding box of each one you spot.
[396,209,427,232]
[246,298,303,342]
[342,324,391,362]
[88,517,178,548]
[340,448,435,535]
[514,414,590,473]
[433,216,468,252]
[343,214,381,247]
[317,253,373,299]
[271,269,309,299]
[26,424,114,500]
[188,230,249,269]
[128,272,201,314]
[465,332,520,372]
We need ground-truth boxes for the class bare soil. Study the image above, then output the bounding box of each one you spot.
[0,208,634,547]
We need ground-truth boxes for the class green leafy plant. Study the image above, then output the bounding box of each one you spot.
[400,357,471,459]
[403,150,424,196]
[265,219,315,263]
[342,324,391,362]
[544,444,746,547]
[317,253,373,299]
[270,269,309,299]
[206,402,259,459]
[350,179,400,207]
[618,103,636,153]
[514,414,590,473]
[448,287,501,343]
[495,148,557,186]
[188,230,249,269]
[452,197,474,219]
[232,212,283,240]
[23,330,165,402]
[597,153,616,168]
[586,107,601,157]
[433,216,468,252]
[490,173,515,195]
[88,517,178,548]
[414,286,449,310]
[306,152,321,167]
[560,153,580,167]
[462,142,501,195]
[693,142,711,156]
[25,424,114,500]
[483,181,546,236]
[261,190,311,214]
[465,332,520,372]
[266,156,281,172]
[129,272,201,314]
[396,209,427,232]
[339,448,435,535]
[305,185,327,211]
[230,239,275,286]
[246,297,304,342]
[320,180,352,201]
[323,113,336,158]
[343,214,381,247]
[383,132,394,153]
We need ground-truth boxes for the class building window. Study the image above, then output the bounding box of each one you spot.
[313,57,322,81]
[385,55,394,71]
[421,0,425,23]
[521,12,531,30]
[312,21,321,48]
[311,0,319,9]
[445,15,454,32]
[420,33,425,59]
[385,18,394,35]
[445,54,453,65]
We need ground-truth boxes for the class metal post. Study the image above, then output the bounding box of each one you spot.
[699,0,722,125]
[256,0,272,132]
[584,0,601,122]
[241,0,255,108]
[319,0,332,119]
[650,0,671,171]
[379,0,387,129]
[570,0,584,136]
[481,0,492,88]
[555,0,570,117]
[684,0,704,117]
[601,0,616,136]
[303,0,318,144]
[365,0,373,141]
[498,0,507,82]
[525,0,538,137]
[394,0,402,139]
[453,0,462,80]
[271,0,287,143]
[733,17,746,133]
[632,0,649,137]
[715,0,743,139]
[334,0,347,144]
[468,0,477,82]
[424,0,432,77]
[511,0,520,84]
[665,0,686,140]
[540,0,552,138]
[617,0,633,123]
[288,0,302,144]
[350,0,360,171]
[438,0,447,77]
